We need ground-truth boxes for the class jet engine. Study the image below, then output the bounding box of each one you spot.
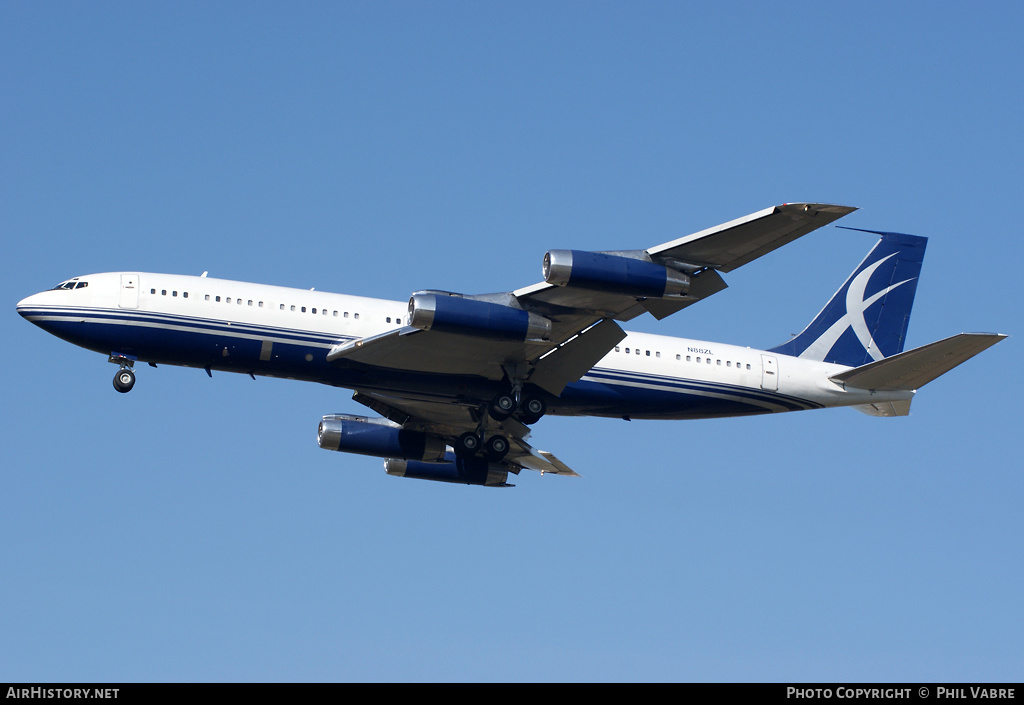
[385,454,510,487]
[408,293,551,341]
[542,249,690,298]
[317,415,446,461]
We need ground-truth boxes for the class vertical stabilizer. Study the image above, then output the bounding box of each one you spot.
[769,230,927,367]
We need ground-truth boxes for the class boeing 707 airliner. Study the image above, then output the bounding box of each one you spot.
[17,203,1005,487]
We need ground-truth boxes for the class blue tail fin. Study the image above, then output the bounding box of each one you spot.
[769,229,927,367]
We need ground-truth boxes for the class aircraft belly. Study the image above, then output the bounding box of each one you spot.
[552,371,822,419]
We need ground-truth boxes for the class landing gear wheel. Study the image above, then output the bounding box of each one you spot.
[485,435,510,461]
[488,392,517,421]
[519,396,546,425]
[455,431,482,457]
[113,368,136,394]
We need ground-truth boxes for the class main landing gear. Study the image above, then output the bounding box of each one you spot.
[455,431,511,462]
[452,387,548,462]
[109,353,137,393]
[487,390,546,425]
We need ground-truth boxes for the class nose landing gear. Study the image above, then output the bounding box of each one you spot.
[113,368,136,393]
[108,353,137,393]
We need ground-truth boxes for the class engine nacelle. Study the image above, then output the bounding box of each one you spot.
[408,293,551,341]
[318,415,446,461]
[542,250,690,298]
[384,454,510,487]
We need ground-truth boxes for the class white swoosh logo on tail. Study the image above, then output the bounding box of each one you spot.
[799,253,915,362]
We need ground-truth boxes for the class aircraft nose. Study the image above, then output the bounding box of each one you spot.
[17,292,44,319]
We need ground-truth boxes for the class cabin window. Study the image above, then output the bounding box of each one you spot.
[625,348,630,354]
[312,308,317,314]
[386,317,391,323]
[645,350,650,356]
[248,300,253,306]
[615,346,620,353]
[279,304,285,310]
[301,306,306,313]
[259,301,264,308]
[333,311,338,317]
[727,361,732,367]
[675,354,681,360]
[322,309,327,316]
[354,313,359,319]
[162,290,167,296]
[205,294,210,301]
[716,359,721,366]
[706,358,711,364]
[696,357,700,363]
[183,292,188,298]
[746,364,751,370]
[237,299,242,305]
[151,289,157,294]
[290,305,296,312]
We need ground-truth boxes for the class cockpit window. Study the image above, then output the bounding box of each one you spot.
[52,280,88,291]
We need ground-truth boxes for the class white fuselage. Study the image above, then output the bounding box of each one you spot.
[17,271,914,419]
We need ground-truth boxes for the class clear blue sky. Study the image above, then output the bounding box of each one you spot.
[2,2,1020,682]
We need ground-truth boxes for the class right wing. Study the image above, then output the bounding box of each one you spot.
[351,390,580,477]
[516,202,856,323]
[646,202,856,272]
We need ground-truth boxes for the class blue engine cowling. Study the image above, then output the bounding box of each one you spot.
[384,454,510,487]
[408,293,551,341]
[542,250,689,298]
[318,415,446,461]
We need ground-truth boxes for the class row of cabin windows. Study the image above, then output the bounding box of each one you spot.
[613,345,752,370]
[149,287,406,324]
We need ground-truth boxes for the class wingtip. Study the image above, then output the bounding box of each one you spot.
[779,202,858,216]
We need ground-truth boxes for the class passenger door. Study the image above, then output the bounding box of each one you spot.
[760,354,778,391]
[119,274,140,309]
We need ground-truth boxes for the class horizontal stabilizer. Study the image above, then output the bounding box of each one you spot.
[830,333,1006,391]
